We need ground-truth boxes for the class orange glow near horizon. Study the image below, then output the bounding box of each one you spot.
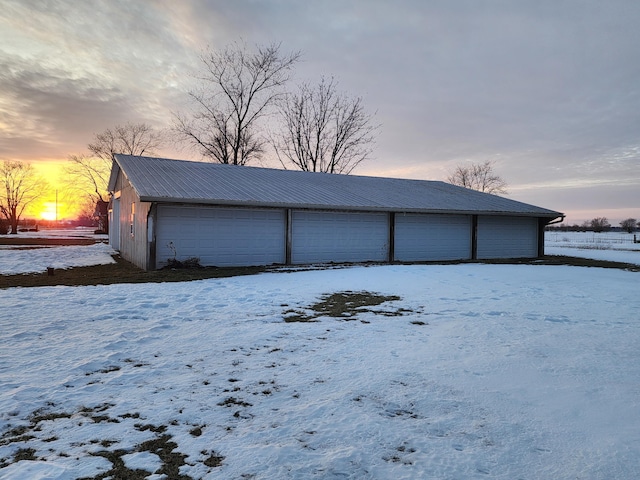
[30,196,75,222]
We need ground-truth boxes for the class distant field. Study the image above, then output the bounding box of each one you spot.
[544,230,640,266]
[545,231,640,250]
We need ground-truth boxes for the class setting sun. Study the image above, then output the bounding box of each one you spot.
[40,202,59,221]
[32,194,75,222]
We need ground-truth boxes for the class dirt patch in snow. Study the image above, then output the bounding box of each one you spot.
[0,404,224,479]
[283,290,412,322]
[0,254,267,289]
[0,237,98,247]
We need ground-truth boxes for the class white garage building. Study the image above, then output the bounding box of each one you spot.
[108,155,563,271]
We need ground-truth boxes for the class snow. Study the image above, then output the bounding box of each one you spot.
[1,232,640,479]
[121,451,163,474]
[0,243,116,274]
[0,228,113,275]
[545,231,640,251]
[545,246,640,265]
[10,227,104,240]
[545,231,640,265]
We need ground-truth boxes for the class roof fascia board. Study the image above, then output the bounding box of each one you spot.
[142,197,561,218]
[107,158,120,193]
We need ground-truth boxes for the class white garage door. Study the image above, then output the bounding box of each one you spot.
[476,216,538,259]
[291,210,389,264]
[394,214,472,261]
[156,205,285,268]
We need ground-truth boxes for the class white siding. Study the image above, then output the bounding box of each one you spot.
[108,198,120,251]
[291,211,388,264]
[476,216,538,259]
[156,205,285,268]
[115,174,151,270]
[394,214,472,261]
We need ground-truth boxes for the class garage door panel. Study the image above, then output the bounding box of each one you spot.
[156,205,285,268]
[292,211,388,264]
[477,216,538,259]
[395,214,471,261]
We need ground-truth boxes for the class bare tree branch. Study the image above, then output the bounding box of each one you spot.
[173,41,300,165]
[447,160,508,194]
[65,122,164,225]
[590,217,611,232]
[272,77,378,174]
[620,218,637,233]
[64,154,111,205]
[87,122,164,161]
[0,160,48,233]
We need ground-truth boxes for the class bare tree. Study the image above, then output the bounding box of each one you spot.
[88,122,163,161]
[272,76,378,174]
[0,160,48,234]
[66,122,163,198]
[65,154,111,204]
[447,160,508,194]
[65,122,163,228]
[173,41,300,165]
[590,217,611,233]
[620,218,637,233]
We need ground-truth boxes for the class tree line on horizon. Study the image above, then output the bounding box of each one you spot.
[546,217,640,234]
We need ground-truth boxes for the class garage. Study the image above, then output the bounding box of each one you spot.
[476,216,539,259]
[108,155,563,270]
[394,213,472,261]
[155,205,286,268]
[291,210,389,264]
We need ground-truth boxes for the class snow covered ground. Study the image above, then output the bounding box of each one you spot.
[1,232,639,479]
[0,243,115,275]
[10,227,103,239]
[545,231,640,265]
[0,228,113,275]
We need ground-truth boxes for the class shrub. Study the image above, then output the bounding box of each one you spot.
[165,257,202,269]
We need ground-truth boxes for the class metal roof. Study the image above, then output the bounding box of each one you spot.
[109,154,563,218]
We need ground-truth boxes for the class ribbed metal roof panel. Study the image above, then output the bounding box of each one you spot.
[112,154,562,218]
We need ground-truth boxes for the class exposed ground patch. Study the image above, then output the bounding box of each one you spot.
[0,254,267,289]
[283,290,412,322]
[0,404,225,478]
[0,237,98,246]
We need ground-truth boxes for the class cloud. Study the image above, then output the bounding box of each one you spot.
[0,0,200,159]
[0,52,131,158]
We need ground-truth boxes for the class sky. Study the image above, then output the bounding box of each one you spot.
[0,0,638,225]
